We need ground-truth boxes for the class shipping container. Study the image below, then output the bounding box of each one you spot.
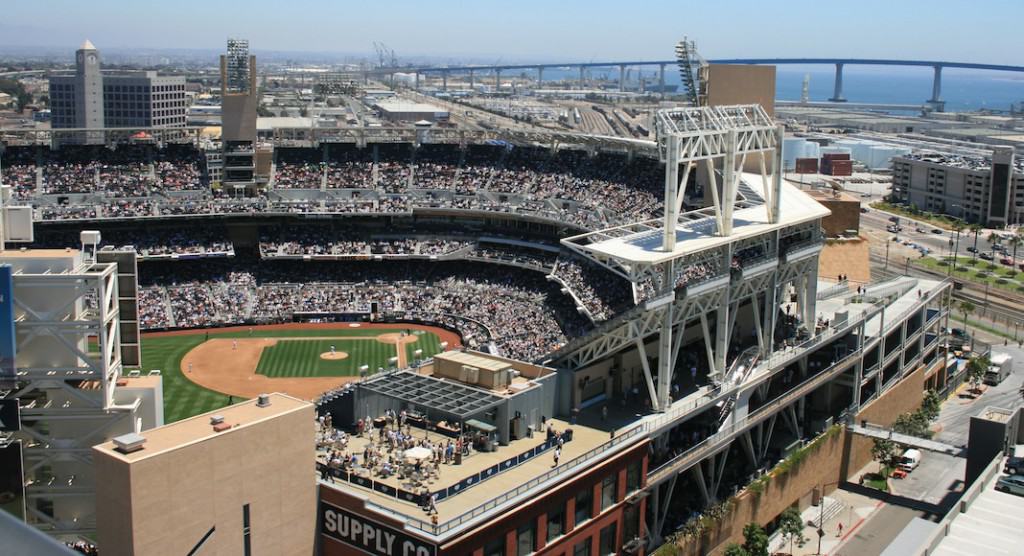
[794,158,819,174]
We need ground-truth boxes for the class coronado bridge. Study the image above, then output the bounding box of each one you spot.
[368,58,1024,109]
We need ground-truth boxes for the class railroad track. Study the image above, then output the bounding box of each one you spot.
[869,254,1024,324]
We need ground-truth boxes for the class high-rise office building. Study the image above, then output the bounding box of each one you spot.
[49,40,186,144]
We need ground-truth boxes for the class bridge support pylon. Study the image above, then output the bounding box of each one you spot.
[927,65,946,112]
[829,63,846,102]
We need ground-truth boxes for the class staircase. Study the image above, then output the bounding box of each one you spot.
[161,287,176,328]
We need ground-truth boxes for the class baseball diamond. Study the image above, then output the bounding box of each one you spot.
[140,323,460,423]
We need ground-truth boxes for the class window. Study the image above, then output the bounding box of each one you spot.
[601,474,618,511]
[484,538,505,556]
[575,488,592,525]
[517,522,535,556]
[598,522,617,555]
[623,505,640,546]
[242,503,251,556]
[547,502,565,542]
[626,461,641,493]
[573,537,591,556]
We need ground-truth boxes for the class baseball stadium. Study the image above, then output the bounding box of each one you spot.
[0,41,960,556]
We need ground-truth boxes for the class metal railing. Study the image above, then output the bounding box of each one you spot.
[816,281,851,301]
[395,420,648,536]
[647,344,864,485]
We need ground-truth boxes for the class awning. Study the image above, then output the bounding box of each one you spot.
[465,419,496,433]
[403,446,432,462]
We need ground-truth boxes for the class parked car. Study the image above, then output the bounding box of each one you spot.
[860,207,869,213]
[1005,456,1024,475]
[1001,257,1014,266]
[932,228,944,234]
[950,328,970,339]
[980,252,994,261]
[994,244,1008,253]
[995,474,1024,496]
[966,246,977,253]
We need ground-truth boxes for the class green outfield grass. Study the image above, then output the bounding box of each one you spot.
[254,334,441,378]
[136,327,444,423]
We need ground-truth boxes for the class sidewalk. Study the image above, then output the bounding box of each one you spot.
[767,477,884,556]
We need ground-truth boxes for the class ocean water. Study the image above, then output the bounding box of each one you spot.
[530,66,1024,112]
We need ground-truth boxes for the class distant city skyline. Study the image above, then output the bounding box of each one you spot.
[2,0,1022,66]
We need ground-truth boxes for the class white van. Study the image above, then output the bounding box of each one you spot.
[898,449,922,472]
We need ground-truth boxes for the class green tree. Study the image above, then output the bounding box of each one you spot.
[1011,235,1023,267]
[893,411,932,439]
[987,231,1002,247]
[969,223,983,260]
[723,544,749,556]
[778,506,805,555]
[966,354,989,393]
[921,389,942,421]
[958,300,976,336]
[742,522,770,556]
[871,438,898,472]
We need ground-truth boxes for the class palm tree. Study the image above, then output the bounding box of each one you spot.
[958,300,976,337]
[983,229,999,258]
[970,223,983,261]
[951,221,966,270]
[1011,235,1023,268]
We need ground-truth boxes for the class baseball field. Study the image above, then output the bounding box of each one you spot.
[137,323,460,423]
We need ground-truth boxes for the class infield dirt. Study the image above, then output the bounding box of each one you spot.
[168,323,460,400]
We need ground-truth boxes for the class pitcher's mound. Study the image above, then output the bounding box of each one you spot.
[320,351,350,361]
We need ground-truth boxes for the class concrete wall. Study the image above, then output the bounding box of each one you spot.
[95,401,316,555]
[807,192,860,237]
[706,65,776,118]
[673,428,845,556]
[843,361,929,481]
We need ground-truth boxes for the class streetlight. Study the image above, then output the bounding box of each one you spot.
[885,237,891,271]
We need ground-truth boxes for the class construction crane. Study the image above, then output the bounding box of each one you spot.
[674,37,708,107]
[372,42,397,68]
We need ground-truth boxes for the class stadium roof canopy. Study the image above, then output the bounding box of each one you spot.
[359,371,505,420]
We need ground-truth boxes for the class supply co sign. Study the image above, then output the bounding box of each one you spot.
[320,501,437,556]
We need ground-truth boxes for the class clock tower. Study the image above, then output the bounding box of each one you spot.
[74,39,105,135]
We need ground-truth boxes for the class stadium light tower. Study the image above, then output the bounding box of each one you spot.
[674,37,708,107]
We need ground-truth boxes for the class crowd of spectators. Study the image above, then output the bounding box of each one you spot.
[258,226,472,258]
[551,255,633,322]
[6,143,671,230]
[468,244,559,270]
[29,227,232,260]
[137,286,171,328]
[1,145,208,199]
[138,259,590,362]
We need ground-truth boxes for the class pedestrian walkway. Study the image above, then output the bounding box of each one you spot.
[767,482,883,556]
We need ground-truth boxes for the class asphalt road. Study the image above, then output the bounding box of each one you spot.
[833,504,919,556]
[934,344,1024,447]
[861,208,1002,260]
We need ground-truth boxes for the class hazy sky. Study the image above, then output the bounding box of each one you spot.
[3,0,1022,64]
